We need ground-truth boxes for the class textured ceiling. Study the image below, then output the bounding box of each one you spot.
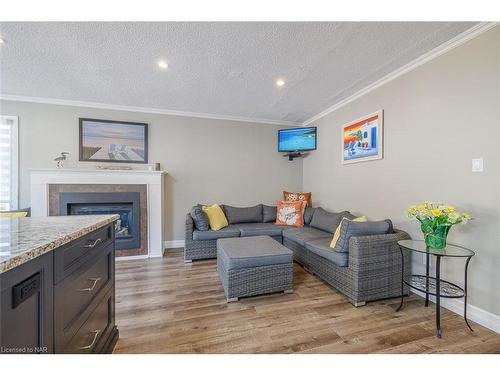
[0,22,477,124]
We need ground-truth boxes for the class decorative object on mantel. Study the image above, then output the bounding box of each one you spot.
[147,163,161,171]
[79,118,148,164]
[53,152,69,168]
[342,110,383,164]
[95,165,133,170]
[407,201,471,249]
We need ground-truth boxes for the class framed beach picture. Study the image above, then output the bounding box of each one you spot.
[79,118,148,163]
[342,110,383,164]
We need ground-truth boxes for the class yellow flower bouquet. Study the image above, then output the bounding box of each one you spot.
[407,201,471,249]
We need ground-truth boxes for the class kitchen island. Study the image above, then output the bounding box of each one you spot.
[0,215,119,354]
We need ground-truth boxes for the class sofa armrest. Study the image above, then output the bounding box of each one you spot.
[185,213,194,241]
[348,229,411,273]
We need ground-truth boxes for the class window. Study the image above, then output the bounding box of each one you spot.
[0,116,19,211]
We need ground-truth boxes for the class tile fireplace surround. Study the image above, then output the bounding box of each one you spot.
[49,184,147,257]
[30,168,166,258]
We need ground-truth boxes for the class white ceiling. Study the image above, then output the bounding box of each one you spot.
[0,22,477,124]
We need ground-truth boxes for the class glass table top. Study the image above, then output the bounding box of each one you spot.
[398,240,475,257]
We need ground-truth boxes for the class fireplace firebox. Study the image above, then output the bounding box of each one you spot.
[59,192,140,250]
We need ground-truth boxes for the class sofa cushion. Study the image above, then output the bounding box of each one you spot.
[236,223,288,237]
[217,236,292,270]
[0,207,30,218]
[303,207,316,225]
[309,208,354,233]
[282,226,332,246]
[192,225,241,241]
[223,204,263,224]
[334,219,394,253]
[0,207,31,217]
[190,205,209,231]
[305,238,349,267]
[330,216,367,248]
[262,205,277,223]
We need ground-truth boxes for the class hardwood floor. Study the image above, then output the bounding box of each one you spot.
[113,249,500,354]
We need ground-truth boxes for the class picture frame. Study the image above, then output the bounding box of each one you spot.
[341,110,383,164]
[79,118,148,163]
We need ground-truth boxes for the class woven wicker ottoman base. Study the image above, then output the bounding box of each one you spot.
[217,235,294,302]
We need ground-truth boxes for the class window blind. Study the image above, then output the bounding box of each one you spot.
[0,116,19,211]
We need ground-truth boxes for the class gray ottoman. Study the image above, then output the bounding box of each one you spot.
[217,235,294,302]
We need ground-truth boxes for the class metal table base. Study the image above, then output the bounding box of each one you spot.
[396,241,474,338]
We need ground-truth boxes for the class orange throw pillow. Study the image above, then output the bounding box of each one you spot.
[276,200,305,227]
[283,191,312,208]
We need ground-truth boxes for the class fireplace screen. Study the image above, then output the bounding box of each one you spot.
[69,203,133,239]
[59,191,141,250]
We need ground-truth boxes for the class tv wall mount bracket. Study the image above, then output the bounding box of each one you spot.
[283,152,307,161]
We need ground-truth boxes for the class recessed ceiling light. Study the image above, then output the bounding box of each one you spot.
[276,79,285,87]
[157,60,168,69]
[0,37,4,45]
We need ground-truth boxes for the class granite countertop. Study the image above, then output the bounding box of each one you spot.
[0,215,119,274]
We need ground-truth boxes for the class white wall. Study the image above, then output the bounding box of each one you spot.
[0,100,303,242]
[303,27,500,316]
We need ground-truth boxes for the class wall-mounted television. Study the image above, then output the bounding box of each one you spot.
[278,126,317,153]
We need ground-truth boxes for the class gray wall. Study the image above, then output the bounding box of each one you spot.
[0,100,303,242]
[303,27,500,315]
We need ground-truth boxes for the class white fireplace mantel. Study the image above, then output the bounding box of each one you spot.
[29,168,166,258]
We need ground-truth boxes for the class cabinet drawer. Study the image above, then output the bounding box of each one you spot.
[55,224,113,283]
[55,243,113,338]
[63,290,114,354]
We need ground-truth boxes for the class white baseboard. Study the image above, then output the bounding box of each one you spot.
[411,290,500,334]
[164,240,186,250]
[115,254,149,261]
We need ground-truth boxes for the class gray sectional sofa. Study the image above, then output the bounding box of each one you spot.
[185,204,410,306]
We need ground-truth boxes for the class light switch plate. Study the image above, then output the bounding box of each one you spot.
[472,158,483,172]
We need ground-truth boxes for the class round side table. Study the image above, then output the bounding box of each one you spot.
[396,239,475,338]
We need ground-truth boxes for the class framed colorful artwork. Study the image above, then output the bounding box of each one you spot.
[341,110,383,164]
[79,118,148,163]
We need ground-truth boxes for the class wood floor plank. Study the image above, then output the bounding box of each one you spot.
[113,249,500,354]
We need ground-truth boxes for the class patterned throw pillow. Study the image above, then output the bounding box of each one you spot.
[276,200,305,227]
[283,191,312,208]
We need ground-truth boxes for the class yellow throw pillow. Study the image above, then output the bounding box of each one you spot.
[330,216,367,248]
[0,211,28,218]
[202,204,229,231]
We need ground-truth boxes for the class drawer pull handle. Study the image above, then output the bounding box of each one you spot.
[78,277,101,292]
[79,329,101,350]
[84,238,103,249]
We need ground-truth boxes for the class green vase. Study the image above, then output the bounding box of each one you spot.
[420,221,451,249]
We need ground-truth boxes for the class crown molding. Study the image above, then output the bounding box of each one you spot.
[0,94,300,127]
[302,22,499,126]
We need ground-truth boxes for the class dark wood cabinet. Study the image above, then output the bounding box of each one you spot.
[0,223,118,354]
[0,252,54,353]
